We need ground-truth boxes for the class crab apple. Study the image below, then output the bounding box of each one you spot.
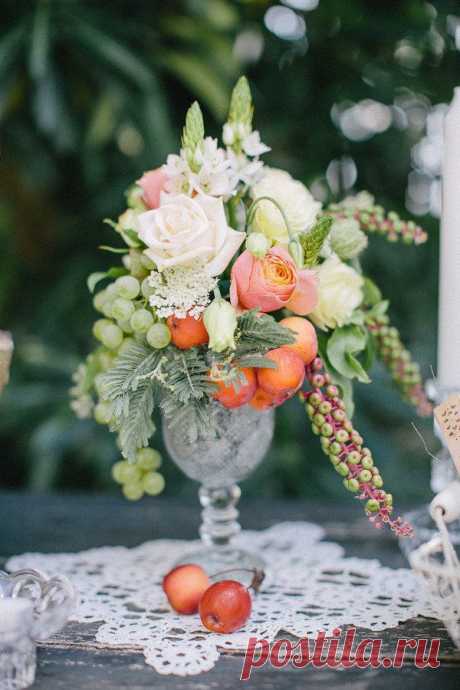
[279,316,318,365]
[213,368,257,409]
[167,315,209,350]
[199,580,252,633]
[257,348,305,397]
[162,564,210,615]
[249,387,285,411]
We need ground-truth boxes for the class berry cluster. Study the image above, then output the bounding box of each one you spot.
[327,206,428,245]
[365,313,432,418]
[303,357,413,536]
[112,447,165,500]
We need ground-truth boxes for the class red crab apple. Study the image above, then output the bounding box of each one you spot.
[162,564,210,615]
[199,580,252,633]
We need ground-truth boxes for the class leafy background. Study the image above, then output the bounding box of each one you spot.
[1,0,456,505]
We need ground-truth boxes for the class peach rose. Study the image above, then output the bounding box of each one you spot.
[230,246,318,315]
[137,168,168,209]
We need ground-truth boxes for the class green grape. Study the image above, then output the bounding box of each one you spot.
[115,275,140,300]
[93,290,108,313]
[130,309,154,333]
[94,401,113,424]
[112,461,129,484]
[123,482,144,501]
[146,323,171,349]
[128,251,148,279]
[118,337,136,355]
[94,373,106,396]
[141,277,155,298]
[101,299,115,318]
[100,323,123,350]
[98,350,115,371]
[118,463,142,484]
[142,472,165,496]
[136,447,162,471]
[117,319,134,334]
[93,319,112,342]
[111,297,135,322]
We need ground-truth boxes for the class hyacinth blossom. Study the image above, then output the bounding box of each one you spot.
[71,77,431,535]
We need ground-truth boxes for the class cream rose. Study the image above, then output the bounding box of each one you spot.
[137,192,245,276]
[310,255,364,331]
[251,168,322,243]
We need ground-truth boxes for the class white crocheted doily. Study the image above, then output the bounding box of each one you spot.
[7,522,436,676]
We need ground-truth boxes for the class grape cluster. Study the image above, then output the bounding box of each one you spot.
[92,275,171,352]
[303,357,413,537]
[365,312,432,417]
[112,447,165,500]
[327,205,428,245]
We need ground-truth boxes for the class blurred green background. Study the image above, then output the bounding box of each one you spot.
[1,0,455,505]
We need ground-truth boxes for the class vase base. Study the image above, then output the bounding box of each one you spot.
[175,547,266,586]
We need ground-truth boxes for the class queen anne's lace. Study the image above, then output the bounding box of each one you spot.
[147,261,217,319]
[7,522,438,677]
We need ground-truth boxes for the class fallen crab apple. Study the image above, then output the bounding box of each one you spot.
[162,564,265,633]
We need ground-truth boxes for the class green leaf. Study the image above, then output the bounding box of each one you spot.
[235,355,277,369]
[362,277,382,306]
[99,245,129,254]
[327,325,371,384]
[29,0,51,80]
[87,267,128,293]
[235,311,295,357]
[228,76,253,126]
[299,216,333,268]
[181,101,204,152]
[159,50,230,119]
[122,228,144,248]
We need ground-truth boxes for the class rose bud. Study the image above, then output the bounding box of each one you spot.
[203,299,238,353]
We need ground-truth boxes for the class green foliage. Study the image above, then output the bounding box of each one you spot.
[327,325,371,384]
[228,76,253,126]
[299,217,333,268]
[87,268,127,294]
[116,382,156,462]
[234,311,295,357]
[101,342,162,418]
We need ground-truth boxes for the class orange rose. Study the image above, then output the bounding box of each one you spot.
[230,246,318,315]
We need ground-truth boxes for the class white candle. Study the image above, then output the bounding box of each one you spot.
[438,87,460,388]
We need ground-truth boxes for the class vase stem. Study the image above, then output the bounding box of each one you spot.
[199,485,241,548]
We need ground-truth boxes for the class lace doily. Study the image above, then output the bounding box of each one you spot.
[7,522,436,676]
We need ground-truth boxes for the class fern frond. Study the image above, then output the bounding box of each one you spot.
[235,311,295,357]
[117,381,156,461]
[100,342,162,417]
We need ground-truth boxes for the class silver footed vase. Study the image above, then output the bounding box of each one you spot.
[162,403,275,581]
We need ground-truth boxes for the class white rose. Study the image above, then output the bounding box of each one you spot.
[339,190,375,210]
[137,192,245,276]
[251,168,322,243]
[310,255,364,331]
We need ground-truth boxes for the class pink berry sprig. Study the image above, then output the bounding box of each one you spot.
[326,205,428,245]
[302,357,413,537]
[365,312,432,418]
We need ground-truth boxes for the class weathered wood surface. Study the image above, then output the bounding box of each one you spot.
[1,491,459,688]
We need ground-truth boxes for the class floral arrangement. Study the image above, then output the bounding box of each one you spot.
[71,77,431,536]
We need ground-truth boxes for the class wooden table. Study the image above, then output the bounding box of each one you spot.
[1,491,459,688]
